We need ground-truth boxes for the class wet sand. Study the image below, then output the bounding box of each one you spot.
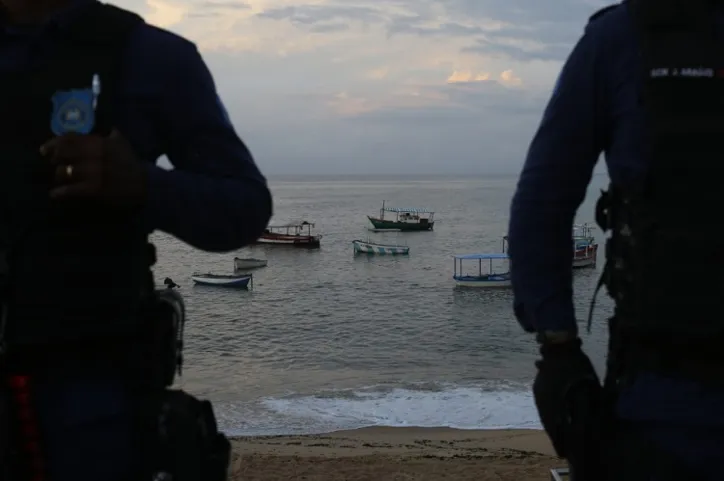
[230,427,562,480]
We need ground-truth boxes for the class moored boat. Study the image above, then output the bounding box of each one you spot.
[453,237,510,287]
[352,239,410,255]
[572,223,598,268]
[572,223,596,246]
[453,253,511,288]
[233,257,268,270]
[256,221,321,247]
[367,200,434,231]
[191,273,253,289]
[573,243,598,268]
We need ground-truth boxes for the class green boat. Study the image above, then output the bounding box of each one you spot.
[367,200,435,232]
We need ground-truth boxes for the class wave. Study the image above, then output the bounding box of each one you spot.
[215,381,541,436]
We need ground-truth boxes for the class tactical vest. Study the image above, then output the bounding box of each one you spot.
[595,0,724,363]
[0,3,155,348]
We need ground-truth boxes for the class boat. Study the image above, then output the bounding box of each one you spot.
[367,200,434,231]
[572,223,598,268]
[573,243,598,268]
[352,239,410,255]
[453,237,511,287]
[453,253,511,287]
[573,223,596,245]
[233,257,268,270]
[255,221,321,247]
[191,273,253,289]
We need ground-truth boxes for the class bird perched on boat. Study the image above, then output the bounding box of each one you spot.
[0,0,271,480]
[508,0,724,479]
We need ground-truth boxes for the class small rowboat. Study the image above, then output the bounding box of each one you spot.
[352,239,410,255]
[191,273,253,289]
[233,257,268,270]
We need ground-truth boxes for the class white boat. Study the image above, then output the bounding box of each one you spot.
[352,239,410,255]
[191,273,253,289]
[233,257,268,270]
[572,223,598,268]
[453,253,511,287]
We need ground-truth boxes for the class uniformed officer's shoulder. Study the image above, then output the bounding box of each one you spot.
[588,2,622,24]
[583,1,630,39]
[133,23,200,58]
[126,22,204,73]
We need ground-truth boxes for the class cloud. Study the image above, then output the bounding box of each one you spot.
[112,0,608,174]
[367,67,389,79]
[499,69,522,86]
[447,70,491,83]
[256,4,384,32]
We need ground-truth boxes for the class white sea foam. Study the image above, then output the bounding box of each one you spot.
[217,382,541,436]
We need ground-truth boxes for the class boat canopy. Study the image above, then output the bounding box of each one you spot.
[268,221,315,229]
[383,207,433,214]
[454,253,509,260]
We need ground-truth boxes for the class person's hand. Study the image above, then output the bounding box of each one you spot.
[40,129,147,209]
[532,338,601,457]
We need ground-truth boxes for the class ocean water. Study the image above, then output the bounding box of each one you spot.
[152,173,616,436]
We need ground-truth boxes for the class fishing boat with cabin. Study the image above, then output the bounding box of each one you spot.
[367,200,435,232]
[352,239,410,255]
[191,273,253,289]
[572,223,598,268]
[256,221,321,247]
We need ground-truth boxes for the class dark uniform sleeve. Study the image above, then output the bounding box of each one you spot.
[144,39,272,252]
[508,22,607,333]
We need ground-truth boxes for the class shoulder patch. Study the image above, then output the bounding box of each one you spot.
[588,3,621,24]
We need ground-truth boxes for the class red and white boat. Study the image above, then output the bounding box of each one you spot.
[572,223,598,268]
[255,221,321,248]
[573,242,598,268]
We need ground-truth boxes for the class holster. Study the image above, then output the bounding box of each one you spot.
[149,389,231,481]
[562,380,605,481]
[138,288,231,481]
[147,288,186,388]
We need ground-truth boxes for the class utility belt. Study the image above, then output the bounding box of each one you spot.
[0,287,231,481]
[606,317,724,385]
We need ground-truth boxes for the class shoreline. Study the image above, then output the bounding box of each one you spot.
[230,426,561,480]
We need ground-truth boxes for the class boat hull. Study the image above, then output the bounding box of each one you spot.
[453,274,511,288]
[191,275,252,288]
[255,234,321,247]
[572,243,598,268]
[367,217,433,232]
[352,240,409,255]
[233,258,268,270]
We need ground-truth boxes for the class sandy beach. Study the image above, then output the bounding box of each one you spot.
[230,427,561,481]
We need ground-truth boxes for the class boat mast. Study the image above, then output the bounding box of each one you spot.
[381,200,385,221]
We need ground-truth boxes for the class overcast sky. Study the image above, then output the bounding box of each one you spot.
[118,0,610,175]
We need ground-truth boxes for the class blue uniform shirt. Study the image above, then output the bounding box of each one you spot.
[509,1,724,476]
[0,2,271,480]
[0,0,272,253]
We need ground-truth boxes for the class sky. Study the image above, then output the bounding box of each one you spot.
[118,0,610,175]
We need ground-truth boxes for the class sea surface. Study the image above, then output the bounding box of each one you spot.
[152,173,616,436]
